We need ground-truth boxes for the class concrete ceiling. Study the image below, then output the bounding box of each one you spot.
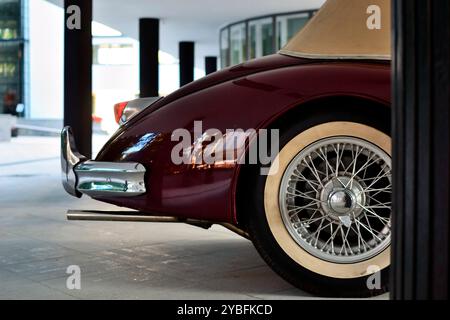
[48,0,325,68]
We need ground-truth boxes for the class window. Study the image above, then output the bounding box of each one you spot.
[230,23,246,66]
[219,10,316,68]
[0,0,21,40]
[248,18,274,60]
[220,29,229,68]
[0,0,24,115]
[0,42,22,114]
[276,13,310,49]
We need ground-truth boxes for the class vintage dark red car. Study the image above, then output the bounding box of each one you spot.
[61,0,392,297]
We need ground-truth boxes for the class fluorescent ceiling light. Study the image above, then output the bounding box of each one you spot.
[92,21,122,37]
[159,51,179,65]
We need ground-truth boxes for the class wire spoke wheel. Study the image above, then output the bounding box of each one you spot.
[279,136,392,264]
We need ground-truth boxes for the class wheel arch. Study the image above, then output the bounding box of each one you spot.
[233,95,391,228]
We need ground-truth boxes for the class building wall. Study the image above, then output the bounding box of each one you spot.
[29,0,63,119]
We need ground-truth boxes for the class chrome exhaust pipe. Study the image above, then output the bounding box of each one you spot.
[67,210,250,240]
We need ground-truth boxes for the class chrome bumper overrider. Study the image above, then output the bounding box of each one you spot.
[61,126,146,198]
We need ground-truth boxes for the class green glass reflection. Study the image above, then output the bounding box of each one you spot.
[220,29,229,68]
[78,182,128,193]
[276,14,309,49]
[230,23,246,66]
[262,22,274,56]
[0,42,22,114]
[248,18,274,60]
[219,10,314,68]
[0,0,21,40]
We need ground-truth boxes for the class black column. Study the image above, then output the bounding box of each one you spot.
[139,18,159,98]
[392,0,450,300]
[179,41,195,86]
[205,56,217,75]
[64,0,92,158]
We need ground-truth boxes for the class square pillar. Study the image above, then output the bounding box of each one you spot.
[179,41,195,87]
[64,0,92,158]
[392,0,450,300]
[139,18,159,98]
[205,56,217,75]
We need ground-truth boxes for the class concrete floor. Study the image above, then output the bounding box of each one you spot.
[0,136,389,300]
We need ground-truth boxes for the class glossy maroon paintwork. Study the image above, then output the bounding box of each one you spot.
[95,54,391,224]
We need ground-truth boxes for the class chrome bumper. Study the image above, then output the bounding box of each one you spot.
[61,126,146,198]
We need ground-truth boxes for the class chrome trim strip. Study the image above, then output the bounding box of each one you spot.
[75,161,146,197]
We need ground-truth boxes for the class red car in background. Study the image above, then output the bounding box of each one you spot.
[62,0,392,297]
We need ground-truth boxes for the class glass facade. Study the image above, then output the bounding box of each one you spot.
[220,9,317,68]
[248,18,274,60]
[0,0,27,116]
[220,28,229,68]
[229,23,246,67]
[0,0,21,40]
[276,13,310,49]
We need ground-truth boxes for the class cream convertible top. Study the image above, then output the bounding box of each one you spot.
[279,0,391,60]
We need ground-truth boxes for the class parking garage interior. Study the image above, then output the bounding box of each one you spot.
[0,0,449,301]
